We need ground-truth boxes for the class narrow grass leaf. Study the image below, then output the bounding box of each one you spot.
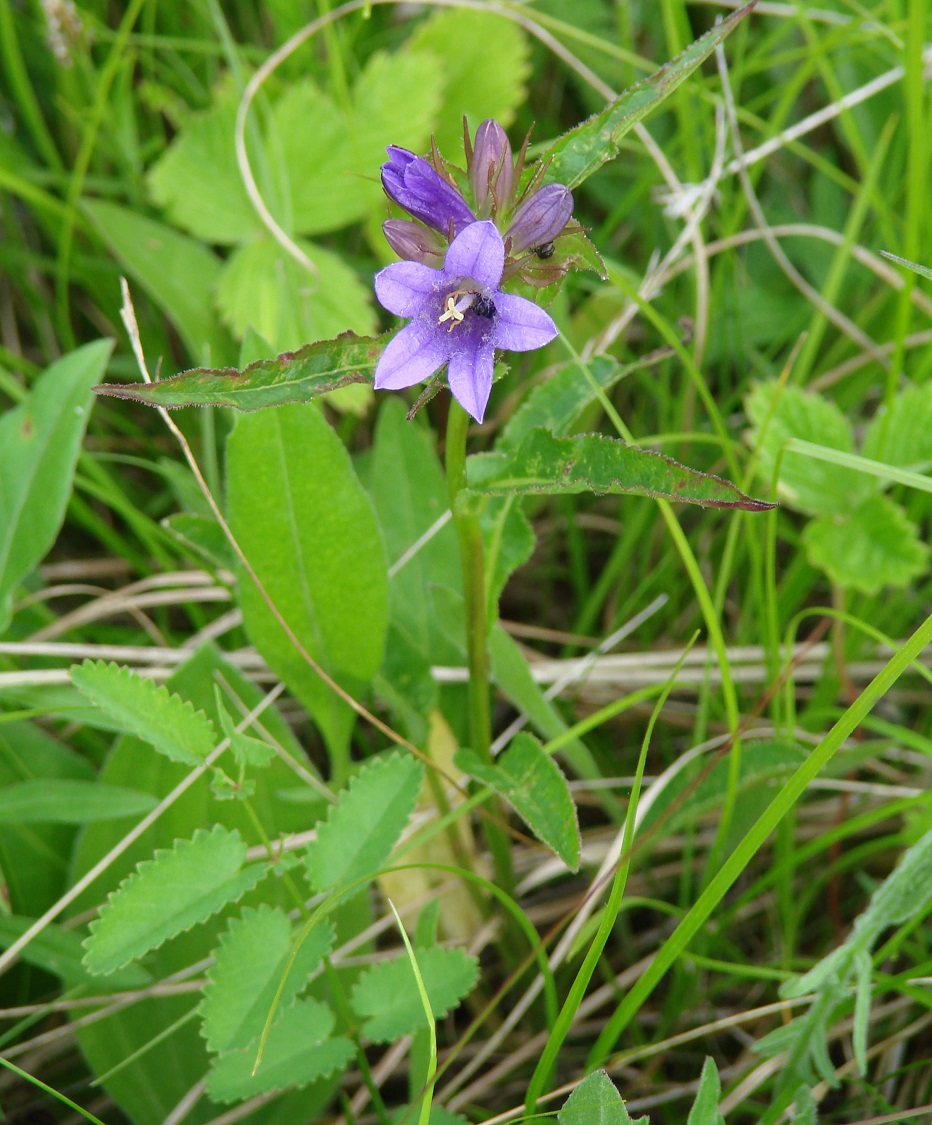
[83,826,266,975]
[304,752,424,893]
[70,660,217,766]
[0,916,150,989]
[687,1058,725,1125]
[538,3,756,190]
[94,334,384,411]
[0,779,157,824]
[0,340,111,632]
[558,1070,648,1125]
[205,998,353,1104]
[467,428,774,510]
[455,734,580,870]
[350,946,478,1043]
[200,905,335,1054]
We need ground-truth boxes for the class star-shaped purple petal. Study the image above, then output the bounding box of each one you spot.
[373,221,558,423]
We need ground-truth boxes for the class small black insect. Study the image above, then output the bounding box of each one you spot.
[473,294,496,319]
[534,241,555,260]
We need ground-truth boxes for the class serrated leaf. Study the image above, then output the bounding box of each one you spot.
[95,333,383,411]
[350,945,478,1043]
[538,4,755,190]
[304,752,424,893]
[83,826,267,974]
[215,236,376,351]
[559,1070,648,1125]
[455,734,580,870]
[687,1058,725,1125]
[214,692,276,771]
[205,998,353,1104]
[70,660,218,765]
[0,916,151,989]
[0,779,157,824]
[861,381,932,470]
[407,9,530,154]
[467,428,775,510]
[802,495,927,593]
[201,905,335,1053]
[226,404,389,757]
[0,340,110,632]
[83,200,234,366]
[745,380,864,515]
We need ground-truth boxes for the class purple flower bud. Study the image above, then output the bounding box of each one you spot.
[382,219,446,267]
[506,183,574,256]
[471,119,513,214]
[381,146,476,237]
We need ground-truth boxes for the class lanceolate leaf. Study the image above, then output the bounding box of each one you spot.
[0,340,111,632]
[467,428,775,511]
[94,333,383,411]
[455,734,580,870]
[0,779,157,824]
[558,1070,648,1125]
[350,946,479,1043]
[70,660,218,766]
[538,3,757,190]
[687,1058,726,1125]
[304,752,424,894]
[83,826,267,975]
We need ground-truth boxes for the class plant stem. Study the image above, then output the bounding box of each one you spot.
[444,402,514,897]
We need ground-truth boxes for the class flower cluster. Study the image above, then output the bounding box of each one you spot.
[374,119,584,423]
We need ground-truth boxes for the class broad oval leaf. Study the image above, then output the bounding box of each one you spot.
[83,825,267,975]
[0,339,111,632]
[455,733,580,870]
[350,945,479,1043]
[205,998,353,1104]
[467,428,775,510]
[0,779,157,824]
[200,904,335,1054]
[538,3,756,190]
[94,333,383,411]
[70,660,218,766]
[303,751,424,894]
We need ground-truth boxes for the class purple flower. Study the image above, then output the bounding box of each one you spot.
[374,221,558,423]
[381,146,476,237]
[506,183,575,255]
[471,119,513,215]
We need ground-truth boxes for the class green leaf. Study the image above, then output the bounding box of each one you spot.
[879,250,932,282]
[537,4,756,190]
[215,236,376,351]
[304,752,424,893]
[407,9,531,154]
[281,53,444,235]
[558,1070,648,1125]
[468,428,775,510]
[95,333,383,411]
[852,947,872,1076]
[83,200,234,366]
[83,826,267,975]
[368,398,462,666]
[214,691,276,770]
[802,495,927,593]
[147,81,266,245]
[687,1058,725,1125]
[745,380,864,515]
[205,998,354,1104]
[70,660,218,766]
[350,945,478,1043]
[0,916,151,990]
[483,496,535,613]
[162,512,237,570]
[226,404,389,757]
[200,905,335,1053]
[852,828,932,940]
[0,779,157,824]
[861,381,932,470]
[0,340,111,632]
[455,734,580,870]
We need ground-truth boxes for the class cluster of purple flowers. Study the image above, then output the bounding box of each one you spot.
[373,120,577,423]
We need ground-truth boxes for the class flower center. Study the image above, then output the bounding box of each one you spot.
[437,287,496,332]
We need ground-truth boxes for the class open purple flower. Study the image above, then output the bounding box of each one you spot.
[374,221,558,423]
[381,146,476,237]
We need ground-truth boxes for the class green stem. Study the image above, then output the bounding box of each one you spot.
[444,402,514,896]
